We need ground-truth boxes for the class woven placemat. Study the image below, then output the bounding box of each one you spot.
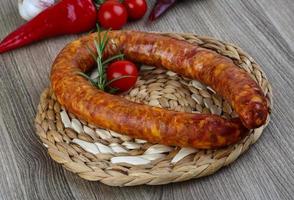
[34,32,272,186]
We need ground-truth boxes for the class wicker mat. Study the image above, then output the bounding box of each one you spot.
[35,32,272,186]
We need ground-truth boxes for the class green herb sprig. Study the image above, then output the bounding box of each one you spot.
[78,25,134,93]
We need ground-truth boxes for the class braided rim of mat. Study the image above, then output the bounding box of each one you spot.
[34,32,272,186]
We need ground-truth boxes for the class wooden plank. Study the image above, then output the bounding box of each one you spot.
[0,0,293,199]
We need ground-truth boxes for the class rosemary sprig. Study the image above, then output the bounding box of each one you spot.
[77,72,97,85]
[102,53,124,66]
[78,25,126,93]
[105,75,136,86]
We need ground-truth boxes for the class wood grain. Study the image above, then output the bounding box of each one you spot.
[0,0,293,199]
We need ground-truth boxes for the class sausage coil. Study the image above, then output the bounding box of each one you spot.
[51,31,269,149]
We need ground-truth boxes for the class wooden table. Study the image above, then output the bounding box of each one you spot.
[0,0,293,199]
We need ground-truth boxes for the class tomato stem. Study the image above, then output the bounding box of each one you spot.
[93,0,105,5]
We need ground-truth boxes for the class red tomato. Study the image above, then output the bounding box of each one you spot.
[123,0,147,20]
[106,60,138,91]
[97,1,128,30]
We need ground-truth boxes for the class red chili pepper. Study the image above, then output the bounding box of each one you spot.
[0,0,96,53]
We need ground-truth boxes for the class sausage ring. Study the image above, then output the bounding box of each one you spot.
[51,31,269,149]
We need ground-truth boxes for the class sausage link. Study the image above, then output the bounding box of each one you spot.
[51,31,268,149]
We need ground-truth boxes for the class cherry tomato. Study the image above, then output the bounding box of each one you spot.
[123,0,147,20]
[106,60,138,91]
[97,1,128,30]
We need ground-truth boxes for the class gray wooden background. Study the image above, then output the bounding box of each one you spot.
[0,0,293,199]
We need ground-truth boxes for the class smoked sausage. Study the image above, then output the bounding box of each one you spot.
[51,31,268,149]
